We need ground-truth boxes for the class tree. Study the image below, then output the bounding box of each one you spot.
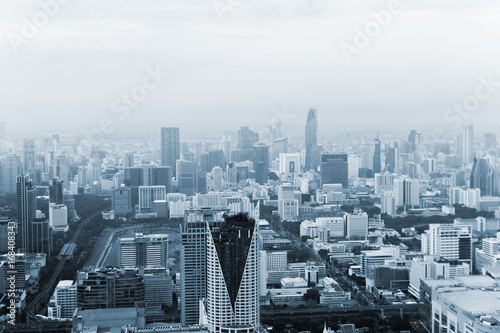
[318,249,329,261]
[303,288,320,303]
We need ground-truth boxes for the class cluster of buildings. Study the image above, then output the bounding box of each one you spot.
[1,110,500,332]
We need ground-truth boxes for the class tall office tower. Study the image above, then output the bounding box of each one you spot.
[361,145,374,171]
[200,153,210,172]
[385,144,398,173]
[1,154,22,194]
[209,150,226,171]
[55,155,69,187]
[181,208,230,325]
[394,178,419,208]
[374,172,396,195]
[470,157,497,196]
[0,121,6,140]
[408,130,421,153]
[421,224,472,270]
[49,178,64,204]
[31,218,52,257]
[119,233,169,268]
[320,153,348,188]
[222,136,232,160]
[212,166,224,192]
[160,127,180,176]
[345,210,369,239]
[177,160,205,195]
[87,154,102,184]
[47,280,77,319]
[22,138,35,175]
[484,133,497,150]
[372,139,381,174]
[279,153,300,177]
[123,152,135,170]
[422,158,437,174]
[138,185,166,213]
[252,142,269,185]
[124,167,143,207]
[272,137,288,160]
[206,213,259,333]
[237,126,259,150]
[76,268,145,309]
[457,125,474,164]
[16,175,36,253]
[149,167,172,193]
[305,108,320,171]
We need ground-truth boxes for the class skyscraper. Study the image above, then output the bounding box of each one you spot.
[1,154,22,194]
[22,138,35,175]
[16,175,37,253]
[252,142,269,185]
[394,178,420,208]
[319,153,348,188]
[50,178,64,205]
[206,213,259,333]
[176,160,205,195]
[372,138,381,174]
[181,208,229,325]
[160,127,180,176]
[237,126,259,150]
[457,125,474,164]
[470,157,496,196]
[385,143,398,173]
[305,108,319,171]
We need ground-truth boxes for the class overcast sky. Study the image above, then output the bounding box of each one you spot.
[1,0,500,135]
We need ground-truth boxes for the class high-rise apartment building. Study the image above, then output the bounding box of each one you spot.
[160,127,180,176]
[394,178,420,207]
[457,125,474,164]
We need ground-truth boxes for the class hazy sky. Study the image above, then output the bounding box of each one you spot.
[1,0,500,134]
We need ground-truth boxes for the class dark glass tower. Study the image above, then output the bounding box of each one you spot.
[320,153,348,188]
[305,108,319,171]
[16,175,36,253]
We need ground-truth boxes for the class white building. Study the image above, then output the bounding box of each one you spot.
[138,185,166,213]
[394,178,419,207]
[346,210,368,239]
[432,284,500,333]
[374,173,396,195]
[449,187,480,209]
[316,217,345,238]
[266,251,288,271]
[279,153,300,177]
[381,191,397,216]
[475,238,500,274]
[49,204,68,232]
[47,280,77,319]
[119,233,169,268]
[421,224,473,270]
